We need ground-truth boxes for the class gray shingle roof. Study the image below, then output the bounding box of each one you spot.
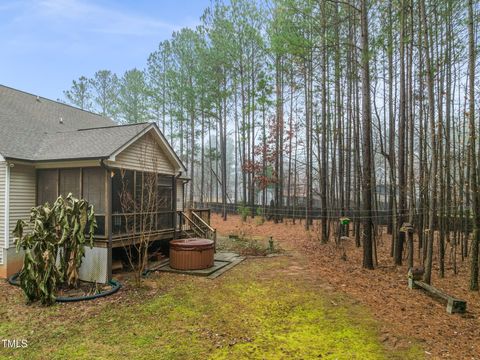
[34,123,151,161]
[0,85,150,161]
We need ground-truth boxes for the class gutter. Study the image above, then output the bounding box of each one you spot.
[100,158,111,171]
[4,156,110,163]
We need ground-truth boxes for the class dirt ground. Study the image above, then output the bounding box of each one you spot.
[0,213,476,359]
[212,214,480,360]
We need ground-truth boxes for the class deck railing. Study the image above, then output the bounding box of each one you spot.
[189,208,211,225]
[112,211,174,237]
[177,209,216,249]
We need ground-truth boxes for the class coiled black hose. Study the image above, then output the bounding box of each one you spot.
[8,272,121,302]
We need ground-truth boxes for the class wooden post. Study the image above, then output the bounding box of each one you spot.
[172,175,177,240]
[106,168,113,282]
[407,267,424,289]
[213,229,217,253]
[401,222,415,269]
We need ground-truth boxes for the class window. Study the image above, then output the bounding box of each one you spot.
[37,170,58,205]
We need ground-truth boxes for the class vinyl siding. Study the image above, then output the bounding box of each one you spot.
[114,130,175,175]
[9,165,36,247]
[0,162,5,264]
[176,180,184,211]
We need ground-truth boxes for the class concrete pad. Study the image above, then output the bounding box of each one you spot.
[158,260,231,276]
[157,252,245,278]
[215,252,241,262]
[207,257,245,279]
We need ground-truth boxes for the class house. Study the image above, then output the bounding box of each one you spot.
[0,84,194,283]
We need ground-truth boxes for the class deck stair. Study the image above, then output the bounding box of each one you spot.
[178,209,217,248]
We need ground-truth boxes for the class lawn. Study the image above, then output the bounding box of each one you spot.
[0,236,421,359]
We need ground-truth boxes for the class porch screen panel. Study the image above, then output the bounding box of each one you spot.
[157,175,173,210]
[37,170,58,205]
[156,175,173,230]
[59,169,80,198]
[112,170,134,235]
[135,171,143,209]
[83,168,106,237]
[112,170,134,214]
[82,168,105,213]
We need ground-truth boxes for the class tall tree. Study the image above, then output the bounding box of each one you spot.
[89,70,119,118]
[147,41,173,134]
[117,69,151,124]
[63,76,92,110]
[360,0,374,269]
[468,0,479,291]
[421,0,438,285]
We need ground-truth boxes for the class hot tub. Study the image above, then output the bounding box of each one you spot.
[169,238,215,270]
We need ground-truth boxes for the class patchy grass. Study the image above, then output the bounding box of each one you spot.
[217,234,283,256]
[0,256,421,360]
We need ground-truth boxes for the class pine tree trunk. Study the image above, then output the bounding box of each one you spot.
[360,0,374,269]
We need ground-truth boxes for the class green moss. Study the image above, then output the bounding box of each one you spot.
[210,283,387,360]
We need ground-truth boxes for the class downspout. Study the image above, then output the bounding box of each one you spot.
[4,162,10,254]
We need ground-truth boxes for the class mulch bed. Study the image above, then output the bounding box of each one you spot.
[56,281,113,298]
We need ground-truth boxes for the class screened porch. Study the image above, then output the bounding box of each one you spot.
[36,167,177,246]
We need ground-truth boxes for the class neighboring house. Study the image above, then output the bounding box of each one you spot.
[0,85,190,282]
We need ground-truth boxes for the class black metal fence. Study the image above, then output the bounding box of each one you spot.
[200,201,474,232]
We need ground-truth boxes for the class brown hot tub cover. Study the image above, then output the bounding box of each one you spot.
[169,238,215,270]
[170,238,214,250]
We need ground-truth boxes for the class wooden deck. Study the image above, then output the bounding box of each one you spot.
[93,209,213,248]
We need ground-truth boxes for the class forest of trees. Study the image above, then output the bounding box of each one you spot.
[63,0,480,289]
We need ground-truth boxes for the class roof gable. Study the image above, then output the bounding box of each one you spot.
[33,123,151,161]
[110,124,186,174]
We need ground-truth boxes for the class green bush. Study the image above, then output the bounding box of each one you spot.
[13,193,96,305]
[237,203,251,222]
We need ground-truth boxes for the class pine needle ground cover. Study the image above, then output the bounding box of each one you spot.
[0,254,420,360]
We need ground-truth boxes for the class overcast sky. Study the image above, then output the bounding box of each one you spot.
[0,0,211,100]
